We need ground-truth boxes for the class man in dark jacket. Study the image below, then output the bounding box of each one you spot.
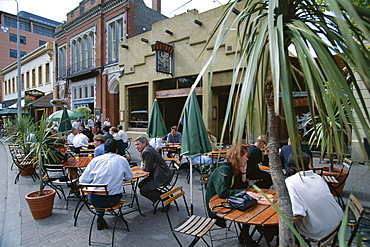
[134,136,172,204]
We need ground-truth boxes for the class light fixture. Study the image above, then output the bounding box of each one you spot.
[232,8,240,15]
[141,38,149,43]
[194,19,202,26]
[121,44,129,49]
[165,29,173,35]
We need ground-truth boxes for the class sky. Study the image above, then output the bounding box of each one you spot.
[0,0,229,23]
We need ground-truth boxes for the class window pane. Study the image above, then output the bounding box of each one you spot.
[128,86,148,128]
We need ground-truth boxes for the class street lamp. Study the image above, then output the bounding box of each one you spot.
[15,0,22,121]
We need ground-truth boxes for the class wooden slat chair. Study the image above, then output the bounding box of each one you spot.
[160,186,216,247]
[153,167,179,214]
[162,146,181,169]
[347,194,365,246]
[42,164,78,209]
[326,158,354,209]
[311,220,341,247]
[10,149,38,184]
[77,183,129,247]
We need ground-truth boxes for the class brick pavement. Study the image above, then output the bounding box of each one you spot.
[0,139,369,247]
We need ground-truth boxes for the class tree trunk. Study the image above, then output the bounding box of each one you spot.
[265,77,295,246]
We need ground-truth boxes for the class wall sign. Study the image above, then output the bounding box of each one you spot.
[153,41,174,75]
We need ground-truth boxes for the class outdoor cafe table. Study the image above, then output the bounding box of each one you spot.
[123,166,149,216]
[63,157,91,168]
[209,188,280,226]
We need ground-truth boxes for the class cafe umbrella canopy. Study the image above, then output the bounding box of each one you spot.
[58,106,72,133]
[146,99,167,139]
[46,109,86,122]
[180,91,212,213]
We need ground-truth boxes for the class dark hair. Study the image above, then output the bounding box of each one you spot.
[103,126,110,132]
[104,138,118,153]
[171,125,177,131]
[287,152,311,175]
[117,125,123,130]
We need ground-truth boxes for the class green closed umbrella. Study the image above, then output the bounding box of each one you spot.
[58,106,72,133]
[46,109,86,122]
[147,99,167,138]
[180,91,212,213]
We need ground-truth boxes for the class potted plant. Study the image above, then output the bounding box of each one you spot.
[306,91,351,195]
[23,114,57,219]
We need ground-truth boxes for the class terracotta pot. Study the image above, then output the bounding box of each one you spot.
[19,166,35,176]
[25,189,56,219]
[322,167,348,195]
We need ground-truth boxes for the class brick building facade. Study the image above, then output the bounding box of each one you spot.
[54,0,166,127]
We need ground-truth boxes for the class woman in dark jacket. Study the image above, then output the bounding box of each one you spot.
[206,144,259,246]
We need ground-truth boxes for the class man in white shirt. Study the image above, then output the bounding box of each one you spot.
[72,119,81,129]
[72,129,89,153]
[117,125,128,142]
[79,139,133,230]
[285,153,343,240]
[87,117,95,128]
[67,128,78,144]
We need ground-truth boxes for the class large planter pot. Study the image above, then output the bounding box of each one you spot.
[19,165,35,176]
[322,167,348,196]
[25,189,56,219]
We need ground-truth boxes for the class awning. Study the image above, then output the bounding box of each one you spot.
[27,93,53,108]
[0,99,17,108]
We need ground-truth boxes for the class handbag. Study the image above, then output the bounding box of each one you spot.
[212,190,257,213]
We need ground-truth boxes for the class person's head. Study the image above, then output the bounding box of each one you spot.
[71,128,78,135]
[104,138,118,153]
[287,152,312,175]
[95,125,101,131]
[53,138,66,150]
[105,118,109,121]
[206,129,212,136]
[93,134,105,148]
[117,125,123,130]
[170,125,178,136]
[227,144,250,175]
[110,127,118,134]
[255,135,268,147]
[134,136,148,152]
[102,126,110,133]
[91,126,97,133]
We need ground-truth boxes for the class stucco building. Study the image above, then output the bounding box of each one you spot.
[54,0,166,126]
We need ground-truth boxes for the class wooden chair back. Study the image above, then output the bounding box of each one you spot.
[314,220,341,247]
[347,194,365,246]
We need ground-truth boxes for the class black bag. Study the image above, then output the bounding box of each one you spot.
[212,190,257,213]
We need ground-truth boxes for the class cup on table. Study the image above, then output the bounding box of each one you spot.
[88,153,93,159]
[75,156,80,161]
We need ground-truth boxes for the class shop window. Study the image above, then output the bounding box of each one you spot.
[128,85,148,128]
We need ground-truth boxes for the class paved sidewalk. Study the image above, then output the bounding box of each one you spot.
[0,139,369,247]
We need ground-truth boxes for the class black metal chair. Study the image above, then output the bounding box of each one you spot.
[77,183,129,247]
[42,164,78,209]
[160,186,216,247]
[10,148,38,184]
[153,167,179,214]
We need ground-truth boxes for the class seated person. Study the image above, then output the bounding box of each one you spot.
[110,127,125,156]
[166,125,182,146]
[79,139,133,230]
[285,153,343,240]
[247,135,273,189]
[149,136,164,151]
[192,129,219,166]
[72,129,89,154]
[280,137,313,177]
[205,144,258,246]
[93,134,105,157]
[134,136,172,206]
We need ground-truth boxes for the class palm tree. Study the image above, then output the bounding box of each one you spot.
[189,0,370,245]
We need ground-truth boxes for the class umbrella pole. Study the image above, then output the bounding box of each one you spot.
[190,158,193,215]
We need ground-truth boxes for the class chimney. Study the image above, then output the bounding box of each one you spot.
[152,0,161,13]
